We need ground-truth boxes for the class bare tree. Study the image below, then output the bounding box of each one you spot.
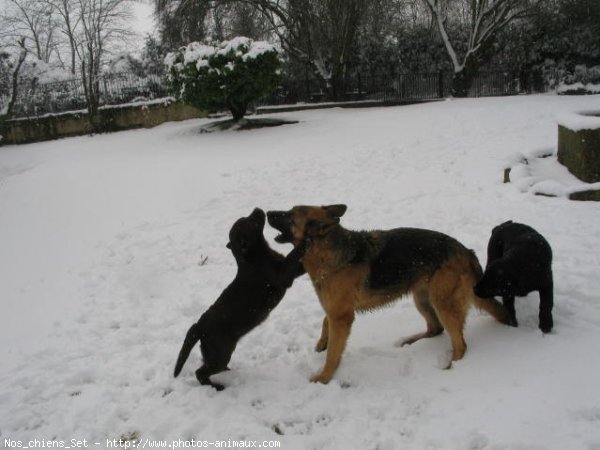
[2,0,59,63]
[44,0,81,74]
[1,0,134,121]
[422,0,542,96]
[74,0,133,123]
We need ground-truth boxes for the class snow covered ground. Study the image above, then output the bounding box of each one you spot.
[1,95,600,449]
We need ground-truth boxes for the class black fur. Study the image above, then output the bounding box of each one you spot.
[314,226,466,293]
[173,208,308,390]
[367,228,463,292]
[474,221,554,333]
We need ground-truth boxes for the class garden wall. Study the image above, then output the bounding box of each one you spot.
[1,100,206,145]
[557,112,600,183]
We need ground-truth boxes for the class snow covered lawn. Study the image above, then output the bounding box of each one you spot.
[1,95,600,449]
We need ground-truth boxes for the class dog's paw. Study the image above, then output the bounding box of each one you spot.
[539,316,553,333]
[212,382,226,391]
[395,336,416,347]
[310,373,332,384]
[395,338,408,348]
[437,350,454,370]
[314,340,328,352]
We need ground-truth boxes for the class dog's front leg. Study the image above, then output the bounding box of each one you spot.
[315,316,329,352]
[280,236,311,286]
[310,311,354,384]
[538,282,553,333]
[502,295,518,327]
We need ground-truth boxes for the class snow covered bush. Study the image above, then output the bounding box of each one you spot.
[165,37,282,121]
[558,64,600,95]
[0,44,28,142]
[1,42,74,128]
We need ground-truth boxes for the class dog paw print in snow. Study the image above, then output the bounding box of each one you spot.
[466,431,490,450]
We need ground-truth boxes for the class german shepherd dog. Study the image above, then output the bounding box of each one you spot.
[267,204,510,384]
[173,208,309,390]
[474,221,554,333]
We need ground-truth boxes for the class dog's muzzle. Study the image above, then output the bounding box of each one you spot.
[267,210,294,243]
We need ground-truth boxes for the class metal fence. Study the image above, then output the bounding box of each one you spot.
[265,70,537,106]
[7,69,540,118]
[11,71,168,118]
[264,72,446,105]
[359,72,446,101]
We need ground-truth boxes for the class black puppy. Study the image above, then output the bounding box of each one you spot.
[474,221,554,333]
[173,208,308,390]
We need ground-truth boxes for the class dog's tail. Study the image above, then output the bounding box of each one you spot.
[467,250,511,325]
[467,249,484,281]
[174,322,202,377]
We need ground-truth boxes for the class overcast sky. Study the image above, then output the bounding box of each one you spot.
[131,0,156,39]
[0,0,156,52]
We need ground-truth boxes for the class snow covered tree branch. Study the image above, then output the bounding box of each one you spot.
[2,0,58,63]
[217,0,367,100]
[423,0,542,96]
[74,0,134,124]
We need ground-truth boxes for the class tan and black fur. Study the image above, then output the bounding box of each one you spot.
[267,204,510,384]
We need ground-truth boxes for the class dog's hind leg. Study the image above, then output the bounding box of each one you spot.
[310,311,354,384]
[398,289,444,347]
[195,365,225,391]
[315,316,329,352]
[538,282,554,333]
[196,339,235,391]
[435,306,467,367]
[502,295,518,327]
[429,270,472,368]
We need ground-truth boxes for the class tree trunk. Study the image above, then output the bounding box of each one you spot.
[82,57,101,131]
[451,58,479,98]
[229,100,247,122]
[329,63,349,101]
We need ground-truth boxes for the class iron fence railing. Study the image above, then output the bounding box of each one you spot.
[263,70,539,106]
[6,69,542,118]
[11,71,168,118]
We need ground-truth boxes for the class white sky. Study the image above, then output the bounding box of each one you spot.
[0,0,156,51]
[131,0,157,39]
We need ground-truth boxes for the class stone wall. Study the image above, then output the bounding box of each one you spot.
[1,100,206,145]
[557,113,600,183]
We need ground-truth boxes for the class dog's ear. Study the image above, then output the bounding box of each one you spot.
[323,204,347,218]
[306,217,340,236]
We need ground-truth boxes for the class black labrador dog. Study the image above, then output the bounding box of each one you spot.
[173,208,308,390]
[474,221,554,333]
